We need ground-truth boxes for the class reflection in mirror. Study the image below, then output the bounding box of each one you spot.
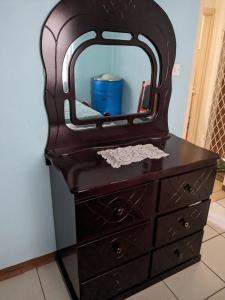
[74,45,152,119]
[138,34,161,85]
[62,31,97,93]
[63,32,161,125]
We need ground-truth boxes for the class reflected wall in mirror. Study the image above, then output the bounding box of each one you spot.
[63,32,161,124]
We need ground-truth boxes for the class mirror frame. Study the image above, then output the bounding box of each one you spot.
[41,0,176,154]
[67,34,159,126]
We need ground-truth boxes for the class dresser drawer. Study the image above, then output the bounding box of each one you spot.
[78,222,152,281]
[151,231,203,277]
[159,167,216,213]
[155,200,210,247]
[76,183,157,243]
[81,255,149,300]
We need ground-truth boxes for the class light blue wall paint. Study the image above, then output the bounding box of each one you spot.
[75,45,113,103]
[0,0,200,269]
[155,0,200,135]
[111,46,151,114]
[0,0,58,269]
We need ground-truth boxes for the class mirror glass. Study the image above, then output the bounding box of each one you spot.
[63,32,160,125]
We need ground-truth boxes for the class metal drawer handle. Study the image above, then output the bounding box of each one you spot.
[179,218,191,229]
[184,222,191,229]
[116,280,120,286]
[112,242,123,256]
[183,184,194,193]
[116,247,122,255]
[174,249,184,260]
[116,208,124,216]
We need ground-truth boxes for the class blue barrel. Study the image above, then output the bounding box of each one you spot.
[91,74,123,116]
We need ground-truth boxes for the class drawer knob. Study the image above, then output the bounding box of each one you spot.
[179,218,191,229]
[116,247,122,255]
[174,249,184,260]
[116,280,120,286]
[184,222,191,229]
[116,208,124,216]
[112,242,123,256]
[183,184,194,193]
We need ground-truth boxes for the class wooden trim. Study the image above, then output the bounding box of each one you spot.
[186,7,215,144]
[223,185,225,192]
[0,252,56,282]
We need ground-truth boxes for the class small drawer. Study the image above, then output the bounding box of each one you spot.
[151,231,203,277]
[78,222,152,281]
[76,183,157,243]
[155,200,210,247]
[81,255,149,300]
[159,167,216,213]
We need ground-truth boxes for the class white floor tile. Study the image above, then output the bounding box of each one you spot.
[203,225,219,242]
[201,235,225,281]
[207,203,225,233]
[208,288,225,299]
[37,262,70,300]
[164,262,224,300]
[218,198,225,208]
[0,269,44,300]
[126,281,177,300]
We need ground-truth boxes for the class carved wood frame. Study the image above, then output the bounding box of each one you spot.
[41,0,176,156]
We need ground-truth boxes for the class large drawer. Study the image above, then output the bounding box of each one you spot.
[151,231,203,277]
[78,222,152,281]
[155,200,210,247]
[159,167,216,213]
[81,255,150,300]
[76,183,157,243]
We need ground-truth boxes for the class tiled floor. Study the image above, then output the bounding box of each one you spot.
[1,189,225,299]
[211,180,225,202]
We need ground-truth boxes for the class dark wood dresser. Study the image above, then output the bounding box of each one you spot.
[40,0,219,299]
[48,135,218,300]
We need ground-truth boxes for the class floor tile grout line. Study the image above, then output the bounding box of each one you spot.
[36,268,47,300]
[204,286,225,300]
[162,280,179,300]
[207,223,225,235]
[201,260,225,284]
[216,202,225,208]
[202,232,220,243]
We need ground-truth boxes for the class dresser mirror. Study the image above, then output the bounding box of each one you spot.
[63,31,161,127]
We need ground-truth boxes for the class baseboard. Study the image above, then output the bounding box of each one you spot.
[0,252,56,282]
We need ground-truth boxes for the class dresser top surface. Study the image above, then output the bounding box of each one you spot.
[49,134,219,199]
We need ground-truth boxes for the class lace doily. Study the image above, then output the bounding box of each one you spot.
[98,144,169,168]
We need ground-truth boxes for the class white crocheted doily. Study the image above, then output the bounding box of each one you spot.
[98,144,169,168]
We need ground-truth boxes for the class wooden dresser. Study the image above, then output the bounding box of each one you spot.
[41,0,219,299]
[48,135,218,300]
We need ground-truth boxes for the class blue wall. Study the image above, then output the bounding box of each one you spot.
[0,0,200,269]
[0,0,58,269]
[155,0,200,135]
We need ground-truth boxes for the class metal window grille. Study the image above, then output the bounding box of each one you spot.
[205,32,225,158]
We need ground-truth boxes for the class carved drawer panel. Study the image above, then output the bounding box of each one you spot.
[78,222,152,281]
[159,167,216,213]
[155,200,210,247]
[151,231,203,277]
[76,183,157,243]
[81,255,149,300]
